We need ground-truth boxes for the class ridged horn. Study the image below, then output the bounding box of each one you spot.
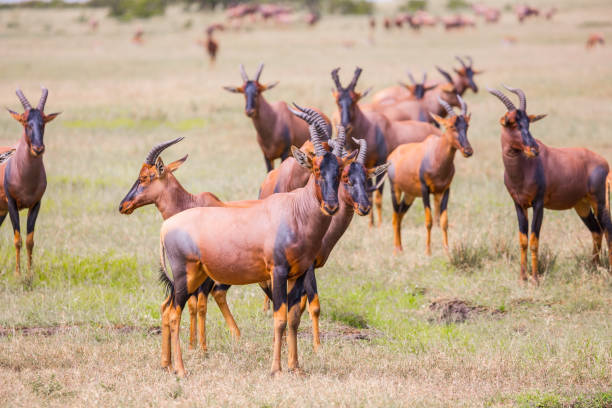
[15,89,31,110]
[37,87,48,111]
[331,68,343,91]
[407,71,416,85]
[436,66,453,85]
[457,94,467,116]
[422,72,427,85]
[352,137,367,164]
[503,84,526,111]
[487,87,516,111]
[145,137,184,165]
[347,67,362,91]
[293,105,329,139]
[455,56,467,68]
[465,55,473,67]
[289,104,326,156]
[333,125,346,157]
[438,96,456,117]
[239,64,249,82]
[254,63,264,82]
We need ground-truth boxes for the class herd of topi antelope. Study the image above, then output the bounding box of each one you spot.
[2,56,611,377]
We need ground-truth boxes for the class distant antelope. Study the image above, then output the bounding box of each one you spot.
[158,107,354,377]
[223,63,329,172]
[259,112,389,349]
[489,86,612,283]
[119,138,254,352]
[199,24,223,65]
[387,96,473,255]
[132,29,144,45]
[586,33,604,49]
[516,5,539,23]
[1,89,60,278]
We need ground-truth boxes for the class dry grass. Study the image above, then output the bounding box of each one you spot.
[0,2,611,406]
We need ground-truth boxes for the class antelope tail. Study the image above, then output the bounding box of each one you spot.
[159,233,174,299]
[606,174,611,218]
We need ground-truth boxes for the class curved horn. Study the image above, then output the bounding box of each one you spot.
[239,64,249,82]
[351,137,367,164]
[437,96,456,117]
[422,72,427,85]
[331,67,343,91]
[487,87,516,111]
[457,94,467,116]
[347,67,362,91]
[333,125,346,156]
[436,66,454,84]
[145,137,184,165]
[37,87,48,111]
[407,71,416,85]
[289,104,326,156]
[15,89,31,110]
[465,55,473,67]
[455,56,467,68]
[503,84,526,111]
[254,63,264,82]
[291,103,329,139]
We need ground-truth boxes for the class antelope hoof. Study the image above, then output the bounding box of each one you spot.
[425,248,432,256]
[174,368,187,378]
[270,368,282,378]
[313,342,321,353]
[288,367,305,377]
[393,247,403,256]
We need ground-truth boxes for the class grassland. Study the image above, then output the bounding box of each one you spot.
[0,2,611,406]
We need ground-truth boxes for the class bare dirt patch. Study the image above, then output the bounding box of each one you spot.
[428,298,504,324]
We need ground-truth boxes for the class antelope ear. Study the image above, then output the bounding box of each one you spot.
[222,86,243,94]
[44,112,61,123]
[529,114,547,123]
[7,108,25,123]
[261,81,279,91]
[398,81,410,89]
[359,87,372,100]
[342,149,358,164]
[368,162,390,178]
[155,156,166,176]
[166,154,188,173]
[472,69,484,75]
[429,112,445,126]
[425,84,438,92]
[292,145,312,169]
[500,114,511,127]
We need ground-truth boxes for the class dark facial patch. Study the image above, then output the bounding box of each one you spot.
[413,85,426,99]
[337,90,355,128]
[515,110,538,151]
[119,179,143,213]
[317,152,341,212]
[345,162,371,214]
[25,109,45,152]
[465,68,478,92]
[454,115,472,155]
[244,81,259,116]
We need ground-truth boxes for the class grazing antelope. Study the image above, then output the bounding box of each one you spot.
[158,106,354,377]
[331,67,393,227]
[259,112,389,349]
[119,137,251,352]
[223,64,329,172]
[586,33,604,49]
[1,89,59,278]
[488,86,612,283]
[387,96,473,255]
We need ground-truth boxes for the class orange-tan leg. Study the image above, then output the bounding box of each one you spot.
[187,295,197,350]
[6,194,22,277]
[287,274,306,372]
[591,195,612,271]
[169,304,186,377]
[529,200,544,285]
[196,291,208,351]
[436,189,451,256]
[160,296,172,371]
[302,265,320,351]
[390,182,414,255]
[24,202,41,280]
[575,201,602,264]
[271,265,288,375]
[212,286,241,340]
[13,230,21,277]
[514,202,529,282]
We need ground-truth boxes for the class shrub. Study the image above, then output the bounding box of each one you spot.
[327,0,373,15]
[446,0,469,10]
[106,0,167,20]
[400,0,427,12]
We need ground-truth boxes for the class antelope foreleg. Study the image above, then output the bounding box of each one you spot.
[374,177,384,226]
[271,265,288,376]
[303,264,320,351]
[438,189,450,256]
[6,193,21,277]
[514,202,529,282]
[187,295,197,350]
[421,185,432,256]
[212,284,241,340]
[575,202,602,264]
[287,273,306,372]
[530,200,544,284]
[25,201,41,280]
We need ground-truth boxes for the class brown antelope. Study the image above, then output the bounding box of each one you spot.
[586,33,604,49]
[119,137,253,352]
[516,5,540,23]
[259,111,389,349]
[199,24,223,65]
[331,67,394,227]
[223,64,329,172]
[132,29,144,45]
[387,96,473,255]
[1,89,59,278]
[488,86,612,283]
[158,106,354,377]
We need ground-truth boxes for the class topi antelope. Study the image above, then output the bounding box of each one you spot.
[223,63,330,172]
[586,33,604,49]
[1,88,60,278]
[331,66,394,227]
[489,86,612,283]
[158,106,355,377]
[259,112,389,349]
[387,96,473,255]
[119,137,256,352]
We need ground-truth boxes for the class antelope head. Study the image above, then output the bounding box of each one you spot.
[431,95,474,158]
[331,67,371,131]
[223,63,279,118]
[454,56,482,93]
[119,137,187,214]
[290,103,357,216]
[488,86,546,158]
[341,136,390,216]
[7,88,60,157]
[399,71,437,100]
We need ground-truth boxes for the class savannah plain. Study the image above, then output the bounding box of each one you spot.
[0,1,611,406]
